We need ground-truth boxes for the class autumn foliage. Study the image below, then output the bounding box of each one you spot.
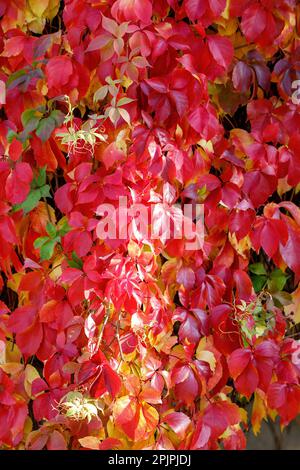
[0,0,300,451]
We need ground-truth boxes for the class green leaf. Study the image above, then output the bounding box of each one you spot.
[272,291,292,308]
[72,251,83,269]
[93,85,108,102]
[46,222,57,239]
[21,109,44,143]
[33,166,47,188]
[67,251,83,269]
[249,263,267,276]
[240,321,254,342]
[16,189,41,213]
[36,116,56,142]
[33,236,49,249]
[7,69,27,89]
[7,129,18,143]
[21,109,39,127]
[107,106,120,124]
[50,109,65,127]
[62,391,83,402]
[8,68,44,92]
[117,97,135,107]
[24,117,41,136]
[39,184,51,198]
[33,36,52,59]
[67,260,80,268]
[12,168,50,213]
[58,220,71,236]
[268,269,288,292]
[39,239,57,260]
[57,217,71,235]
[252,275,267,293]
[118,107,131,125]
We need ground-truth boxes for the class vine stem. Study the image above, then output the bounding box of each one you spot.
[116,311,125,367]
[95,303,111,352]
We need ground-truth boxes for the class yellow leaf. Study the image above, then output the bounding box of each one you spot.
[29,19,46,35]
[138,402,159,441]
[216,18,238,36]
[251,390,267,436]
[31,201,56,234]
[228,232,251,259]
[5,341,22,363]
[7,273,23,293]
[131,435,156,450]
[277,177,292,197]
[24,417,33,437]
[0,340,5,364]
[231,32,255,60]
[49,255,63,281]
[240,407,248,424]
[161,258,180,287]
[221,0,230,19]
[115,128,130,153]
[27,0,50,18]
[118,73,133,90]
[198,139,213,153]
[113,396,159,442]
[24,364,40,398]
[46,0,60,20]
[284,285,300,324]
[196,349,216,372]
[0,362,24,374]
[127,240,142,258]
[107,416,130,446]
[78,436,100,450]
[230,128,254,149]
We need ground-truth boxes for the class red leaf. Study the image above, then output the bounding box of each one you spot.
[188,105,220,140]
[163,412,191,439]
[176,267,195,290]
[279,216,300,276]
[267,382,287,409]
[190,422,211,449]
[134,0,152,23]
[8,305,37,333]
[241,4,267,41]
[232,61,253,93]
[267,382,300,425]
[227,348,252,379]
[5,162,33,204]
[89,362,121,399]
[8,140,23,162]
[47,430,67,450]
[102,364,122,398]
[46,56,73,88]
[207,35,234,70]
[99,438,121,450]
[235,362,259,398]
[172,365,199,404]
[16,320,43,357]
